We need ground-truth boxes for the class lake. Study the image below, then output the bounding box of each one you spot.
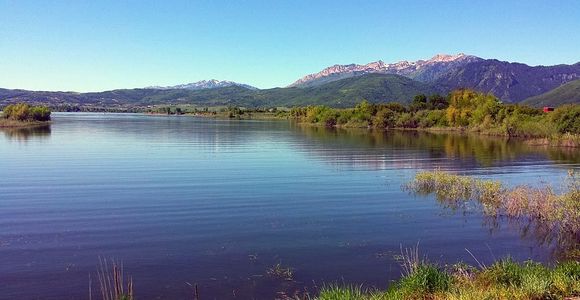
[0,113,578,299]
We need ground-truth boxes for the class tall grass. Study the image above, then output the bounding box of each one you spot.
[316,253,580,300]
[92,258,134,300]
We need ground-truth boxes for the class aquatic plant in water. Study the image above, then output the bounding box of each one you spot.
[267,263,294,281]
[405,169,580,259]
[91,258,134,300]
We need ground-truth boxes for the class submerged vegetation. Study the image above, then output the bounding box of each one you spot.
[286,89,580,146]
[405,170,580,259]
[267,263,294,281]
[0,103,51,127]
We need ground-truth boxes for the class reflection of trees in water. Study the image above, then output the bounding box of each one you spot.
[1,125,51,141]
[294,125,580,168]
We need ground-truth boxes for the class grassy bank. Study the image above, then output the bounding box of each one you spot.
[317,258,580,300]
[91,254,579,300]
[314,171,580,299]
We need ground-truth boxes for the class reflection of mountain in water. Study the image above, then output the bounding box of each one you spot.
[1,125,51,141]
[293,125,580,170]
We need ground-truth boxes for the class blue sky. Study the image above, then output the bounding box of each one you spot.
[0,0,579,92]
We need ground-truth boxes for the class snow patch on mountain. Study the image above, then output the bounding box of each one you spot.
[148,79,257,90]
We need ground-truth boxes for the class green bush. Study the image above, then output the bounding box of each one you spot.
[372,108,397,128]
[396,112,418,128]
[2,103,51,122]
[551,104,580,134]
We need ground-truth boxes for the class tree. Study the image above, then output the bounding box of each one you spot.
[413,94,427,104]
[428,94,448,109]
[373,108,397,129]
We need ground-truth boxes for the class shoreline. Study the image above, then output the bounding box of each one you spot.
[14,111,578,148]
[0,119,51,128]
[291,121,580,148]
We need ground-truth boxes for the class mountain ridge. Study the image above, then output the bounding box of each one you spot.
[0,74,438,108]
[522,79,580,107]
[147,79,257,90]
[289,54,580,103]
[289,53,481,87]
[1,54,579,108]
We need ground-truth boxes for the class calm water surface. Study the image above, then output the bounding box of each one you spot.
[0,113,578,299]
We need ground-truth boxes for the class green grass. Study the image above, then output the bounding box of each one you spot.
[316,259,580,300]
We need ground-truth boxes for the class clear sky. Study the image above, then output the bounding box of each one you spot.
[1,0,579,92]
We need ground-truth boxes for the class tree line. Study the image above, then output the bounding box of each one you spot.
[287,89,579,138]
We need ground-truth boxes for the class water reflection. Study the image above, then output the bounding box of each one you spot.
[0,114,577,299]
[482,212,580,260]
[1,125,51,141]
[294,125,580,169]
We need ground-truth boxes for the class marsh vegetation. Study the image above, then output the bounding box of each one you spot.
[405,170,580,259]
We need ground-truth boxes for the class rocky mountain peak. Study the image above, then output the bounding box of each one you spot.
[289,53,482,87]
[147,79,257,91]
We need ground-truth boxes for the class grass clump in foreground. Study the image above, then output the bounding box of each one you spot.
[317,256,579,300]
[91,258,134,300]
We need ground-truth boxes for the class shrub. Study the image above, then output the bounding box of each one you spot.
[551,104,580,134]
[372,108,397,129]
[396,112,418,128]
[2,103,51,122]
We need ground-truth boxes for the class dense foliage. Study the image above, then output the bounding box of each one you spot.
[288,89,580,138]
[2,103,51,122]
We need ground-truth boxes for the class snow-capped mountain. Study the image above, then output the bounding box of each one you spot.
[289,53,482,87]
[148,79,257,90]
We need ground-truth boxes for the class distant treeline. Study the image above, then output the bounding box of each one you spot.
[286,89,580,138]
[51,105,144,113]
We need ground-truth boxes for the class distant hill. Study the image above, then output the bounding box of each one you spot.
[434,60,580,102]
[258,73,439,107]
[522,79,580,107]
[0,74,438,109]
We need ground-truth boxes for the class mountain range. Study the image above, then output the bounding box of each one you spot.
[289,53,482,87]
[290,54,580,102]
[147,79,257,91]
[1,54,579,109]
